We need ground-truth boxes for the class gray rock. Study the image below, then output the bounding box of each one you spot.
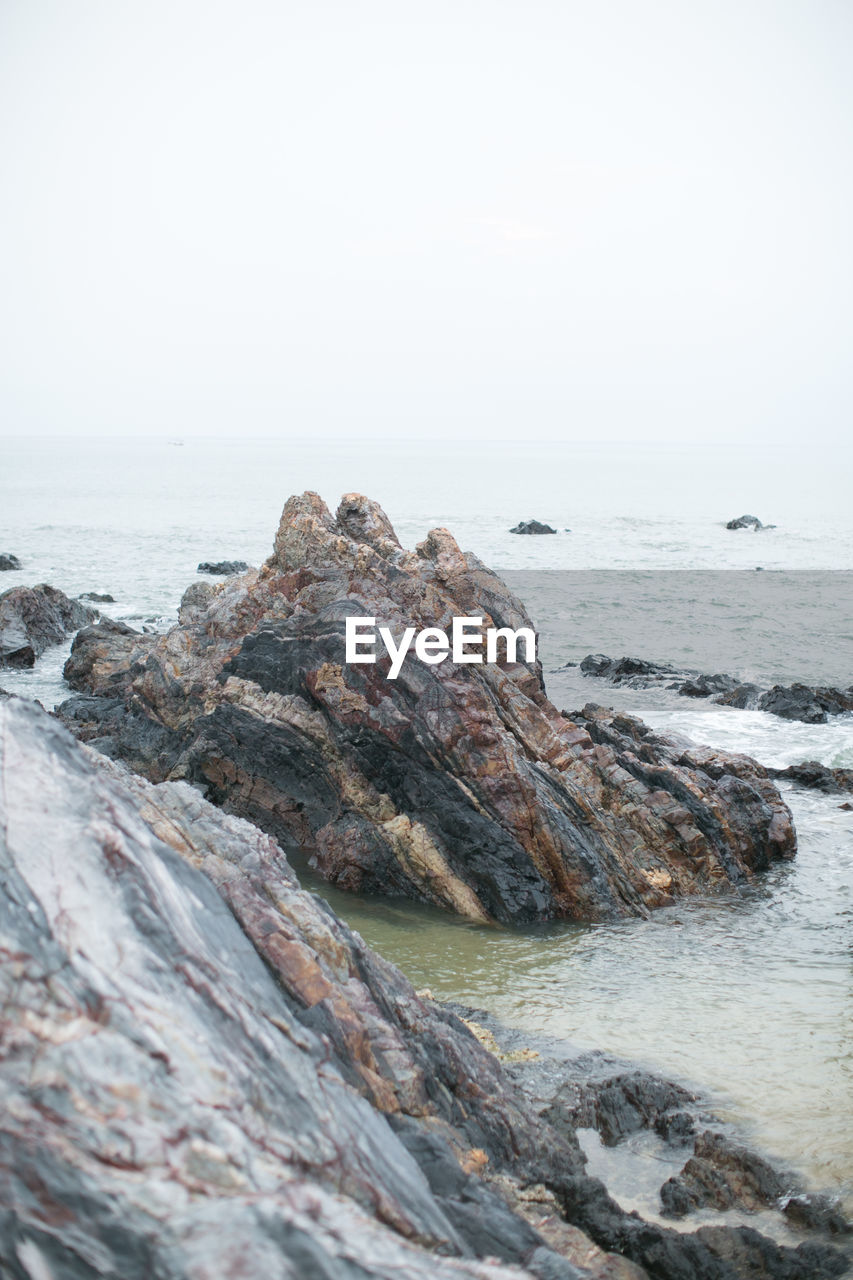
[509,521,558,535]
[2,699,846,1279]
[0,583,95,667]
[726,515,777,531]
[0,553,21,571]
[197,559,250,575]
[179,580,216,624]
[757,684,853,724]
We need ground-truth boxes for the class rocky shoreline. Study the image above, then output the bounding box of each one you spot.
[574,654,853,726]
[1,494,849,1278]
[1,695,849,1279]
[54,492,795,926]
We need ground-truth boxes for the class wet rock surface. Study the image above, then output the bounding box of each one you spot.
[447,1008,850,1277]
[79,590,116,602]
[1,698,846,1280]
[768,761,853,795]
[0,583,95,667]
[662,1132,851,1235]
[756,684,853,724]
[197,559,251,574]
[56,492,795,925]
[577,655,853,725]
[0,552,21,571]
[510,521,558,535]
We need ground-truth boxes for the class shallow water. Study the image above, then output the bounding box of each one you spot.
[3,435,852,1214]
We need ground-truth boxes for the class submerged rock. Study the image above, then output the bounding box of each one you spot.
[0,583,95,667]
[0,698,845,1280]
[197,559,251,575]
[57,492,795,925]
[510,520,558,535]
[79,590,116,602]
[0,552,21,571]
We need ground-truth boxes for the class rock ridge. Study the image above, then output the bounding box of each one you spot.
[57,492,795,924]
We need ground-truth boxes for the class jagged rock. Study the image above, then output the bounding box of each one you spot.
[580,655,682,684]
[578,655,747,701]
[769,762,853,795]
[510,521,558,535]
[784,1195,851,1236]
[552,1072,696,1148]
[57,492,795,925]
[0,700,845,1280]
[715,684,763,709]
[757,684,853,725]
[0,553,21,571]
[578,655,853,723]
[661,1131,790,1216]
[179,579,216,623]
[726,515,776,531]
[0,583,95,667]
[197,559,251,575]
[79,590,116,602]
[63,616,146,694]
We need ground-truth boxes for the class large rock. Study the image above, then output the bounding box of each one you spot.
[57,493,795,925]
[1,697,846,1280]
[0,583,95,667]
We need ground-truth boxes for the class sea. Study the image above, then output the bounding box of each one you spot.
[2,434,852,1221]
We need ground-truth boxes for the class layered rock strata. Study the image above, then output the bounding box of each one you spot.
[0,697,845,1280]
[57,493,795,924]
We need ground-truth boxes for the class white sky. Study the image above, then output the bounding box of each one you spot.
[1,1,851,442]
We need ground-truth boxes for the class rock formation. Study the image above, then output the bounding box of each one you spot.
[769,761,853,794]
[726,515,776,531]
[577,655,853,725]
[0,697,846,1279]
[510,520,558,535]
[0,583,95,667]
[57,492,795,925]
[198,559,251,575]
[0,552,21,571]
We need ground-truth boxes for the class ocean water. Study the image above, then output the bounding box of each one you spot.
[2,435,852,1217]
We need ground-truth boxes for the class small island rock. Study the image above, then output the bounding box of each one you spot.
[509,520,558,535]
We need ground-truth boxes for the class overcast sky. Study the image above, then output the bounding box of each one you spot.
[1,1,851,442]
